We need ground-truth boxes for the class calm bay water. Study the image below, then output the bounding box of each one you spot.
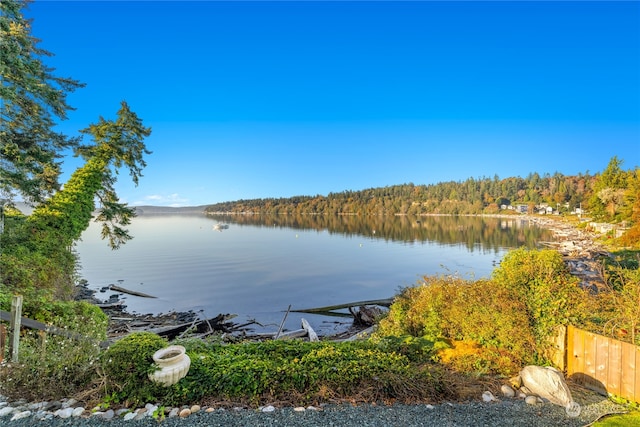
[75,214,553,335]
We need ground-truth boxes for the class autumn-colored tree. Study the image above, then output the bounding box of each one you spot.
[589,156,628,222]
[619,168,640,246]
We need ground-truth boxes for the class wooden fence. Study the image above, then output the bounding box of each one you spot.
[566,325,640,403]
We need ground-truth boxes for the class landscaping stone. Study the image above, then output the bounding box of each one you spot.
[10,411,31,421]
[525,395,540,405]
[0,406,16,417]
[55,407,73,418]
[482,391,497,402]
[122,411,136,421]
[519,365,581,417]
[501,385,516,398]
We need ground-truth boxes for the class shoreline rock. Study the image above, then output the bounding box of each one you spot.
[521,215,609,291]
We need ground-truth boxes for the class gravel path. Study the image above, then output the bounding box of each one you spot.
[2,393,629,427]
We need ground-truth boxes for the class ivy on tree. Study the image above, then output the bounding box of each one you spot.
[28,102,151,249]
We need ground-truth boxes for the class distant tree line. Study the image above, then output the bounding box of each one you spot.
[205,157,638,226]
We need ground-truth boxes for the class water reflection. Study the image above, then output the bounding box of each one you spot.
[76,214,554,336]
[205,214,553,252]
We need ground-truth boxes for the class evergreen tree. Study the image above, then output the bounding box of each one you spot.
[0,0,85,202]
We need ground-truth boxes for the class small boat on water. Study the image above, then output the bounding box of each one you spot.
[213,223,229,231]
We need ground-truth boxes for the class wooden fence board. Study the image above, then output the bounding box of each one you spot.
[548,325,566,370]
[636,346,640,403]
[594,333,610,387]
[583,329,598,383]
[620,341,636,402]
[607,338,622,397]
[568,325,585,377]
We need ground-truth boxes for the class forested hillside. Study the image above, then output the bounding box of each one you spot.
[205,157,638,228]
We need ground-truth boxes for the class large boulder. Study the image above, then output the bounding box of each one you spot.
[519,365,581,417]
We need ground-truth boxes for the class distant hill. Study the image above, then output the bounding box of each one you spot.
[9,202,207,216]
[133,205,208,215]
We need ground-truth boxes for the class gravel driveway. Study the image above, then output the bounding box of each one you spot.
[3,390,629,427]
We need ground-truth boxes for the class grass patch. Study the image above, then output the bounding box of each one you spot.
[593,411,640,427]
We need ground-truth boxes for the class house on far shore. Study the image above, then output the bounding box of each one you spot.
[537,204,554,215]
[515,204,528,214]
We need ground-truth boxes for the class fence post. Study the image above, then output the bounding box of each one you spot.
[546,324,567,371]
[0,323,5,363]
[10,294,23,362]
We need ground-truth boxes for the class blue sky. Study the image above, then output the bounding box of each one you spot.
[26,1,640,207]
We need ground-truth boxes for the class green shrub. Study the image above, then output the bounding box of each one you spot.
[0,300,108,400]
[0,213,77,302]
[376,275,535,375]
[492,248,593,353]
[100,332,168,406]
[599,253,640,345]
[370,334,442,362]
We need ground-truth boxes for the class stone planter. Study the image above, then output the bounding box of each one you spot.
[148,345,191,386]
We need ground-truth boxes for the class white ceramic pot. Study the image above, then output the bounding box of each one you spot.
[148,345,191,386]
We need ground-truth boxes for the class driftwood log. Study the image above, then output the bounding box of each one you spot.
[301,318,319,342]
[349,305,385,326]
[271,318,319,341]
[105,313,242,342]
[109,285,157,298]
[292,298,394,316]
[293,298,392,326]
[96,300,125,308]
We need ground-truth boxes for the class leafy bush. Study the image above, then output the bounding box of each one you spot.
[100,332,168,406]
[0,300,108,400]
[599,252,640,345]
[492,248,593,351]
[370,335,442,362]
[0,212,77,302]
[376,249,594,373]
[376,275,535,375]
